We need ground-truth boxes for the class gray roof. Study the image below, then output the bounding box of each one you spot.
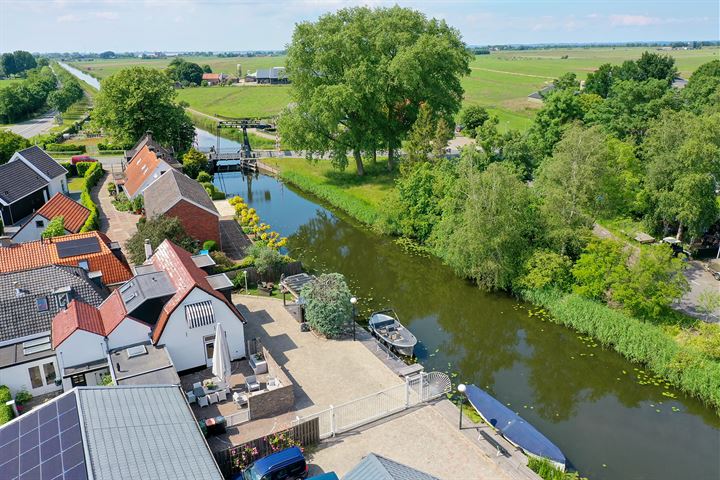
[77,386,223,480]
[0,337,56,368]
[528,84,555,100]
[343,453,440,480]
[143,169,219,219]
[119,270,176,314]
[110,344,180,386]
[0,385,223,480]
[0,265,108,344]
[17,145,67,179]
[0,160,48,204]
[253,67,286,79]
[125,133,181,169]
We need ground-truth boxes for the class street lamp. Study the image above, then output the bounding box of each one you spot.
[350,297,357,341]
[457,383,467,430]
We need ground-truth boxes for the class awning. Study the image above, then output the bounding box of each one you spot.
[185,300,215,329]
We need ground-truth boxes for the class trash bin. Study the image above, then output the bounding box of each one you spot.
[214,415,227,434]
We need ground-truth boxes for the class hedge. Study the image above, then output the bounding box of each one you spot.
[98,141,130,151]
[79,162,104,232]
[0,385,14,425]
[76,161,95,177]
[59,162,77,177]
[45,143,86,153]
[522,289,720,413]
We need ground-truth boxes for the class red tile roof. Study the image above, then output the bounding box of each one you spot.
[35,193,90,233]
[99,290,127,335]
[124,145,168,197]
[0,231,133,286]
[202,73,221,81]
[52,300,105,348]
[149,240,244,343]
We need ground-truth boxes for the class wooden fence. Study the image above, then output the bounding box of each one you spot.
[213,417,320,479]
[224,261,303,285]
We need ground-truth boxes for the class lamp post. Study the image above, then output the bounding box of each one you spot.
[350,297,357,341]
[457,383,467,430]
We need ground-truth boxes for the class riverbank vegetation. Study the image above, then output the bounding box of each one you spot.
[274,13,720,413]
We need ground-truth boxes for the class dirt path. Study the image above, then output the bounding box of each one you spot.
[469,67,554,80]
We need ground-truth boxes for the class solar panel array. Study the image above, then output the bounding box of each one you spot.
[0,391,88,480]
[56,237,101,259]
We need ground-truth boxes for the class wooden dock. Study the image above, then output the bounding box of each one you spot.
[355,327,424,378]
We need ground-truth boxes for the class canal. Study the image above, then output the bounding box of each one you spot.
[199,132,720,480]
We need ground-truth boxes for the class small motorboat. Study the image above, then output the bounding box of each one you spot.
[465,384,566,471]
[368,309,417,357]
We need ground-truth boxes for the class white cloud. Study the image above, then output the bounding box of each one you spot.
[609,14,662,27]
[57,13,81,23]
[95,11,119,20]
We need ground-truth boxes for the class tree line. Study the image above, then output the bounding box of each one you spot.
[0,50,37,77]
[388,53,720,322]
[0,66,57,123]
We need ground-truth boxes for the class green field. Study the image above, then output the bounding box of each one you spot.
[69,47,719,131]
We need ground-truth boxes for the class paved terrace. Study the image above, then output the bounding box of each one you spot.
[200,295,539,479]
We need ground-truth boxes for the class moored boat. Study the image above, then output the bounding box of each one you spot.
[368,309,417,357]
[465,384,567,471]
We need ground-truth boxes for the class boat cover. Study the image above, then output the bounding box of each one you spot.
[465,384,566,467]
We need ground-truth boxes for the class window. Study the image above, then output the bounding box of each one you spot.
[35,220,44,228]
[204,335,215,361]
[78,260,89,271]
[28,366,43,389]
[44,363,56,384]
[70,374,86,387]
[36,297,49,312]
[22,336,52,355]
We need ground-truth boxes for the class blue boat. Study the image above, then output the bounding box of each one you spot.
[465,384,566,470]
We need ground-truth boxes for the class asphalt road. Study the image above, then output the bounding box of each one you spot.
[677,260,720,322]
[5,110,57,138]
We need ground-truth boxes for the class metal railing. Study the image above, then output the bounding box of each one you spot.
[293,371,451,439]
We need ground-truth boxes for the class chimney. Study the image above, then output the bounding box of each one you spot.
[13,282,24,298]
[0,236,12,248]
[144,239,153,261]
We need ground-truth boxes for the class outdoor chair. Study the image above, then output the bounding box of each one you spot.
[193,382,202,390]
[233,392,248,408]
[186,391,197,404]
[216,389,227,402]
[208,392,219,405]
[246,375,261,392]
[197,395,209,407]
[267,377,281,390]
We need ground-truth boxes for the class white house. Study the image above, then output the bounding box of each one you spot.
[49,239,243,388]
[0,146,68,226]
[0,265,108,397]
[121,144,175,199]
[11,192,90,243]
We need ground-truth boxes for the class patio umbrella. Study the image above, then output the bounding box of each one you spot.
[212,323,232,386]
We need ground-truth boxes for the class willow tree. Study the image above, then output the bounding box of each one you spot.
[280,6,470,175]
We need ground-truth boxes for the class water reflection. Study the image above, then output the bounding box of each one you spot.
[212,143,720,480]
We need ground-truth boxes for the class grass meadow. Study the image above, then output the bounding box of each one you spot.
[69,47,719,131]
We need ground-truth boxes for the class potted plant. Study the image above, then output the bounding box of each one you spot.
[249,350,267,375]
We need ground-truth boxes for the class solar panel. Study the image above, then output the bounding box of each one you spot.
[56,237,101,259]
[0,391,88,479]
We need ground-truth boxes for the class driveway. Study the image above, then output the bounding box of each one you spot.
[677,260,720,323]
[94,172,139,257]
[5,111,57,138]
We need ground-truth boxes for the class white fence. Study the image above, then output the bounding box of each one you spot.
[293,371,451,439]
[226,408,251,427]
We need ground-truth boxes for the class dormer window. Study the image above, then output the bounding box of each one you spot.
[78,260,89,271]
[36,297,49,312]
[53,287,73,309]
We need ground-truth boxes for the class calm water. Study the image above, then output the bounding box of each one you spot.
[58,62,101,90]
[202,128,720,480]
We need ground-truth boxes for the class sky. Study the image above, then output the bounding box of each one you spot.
[0,0,718,53]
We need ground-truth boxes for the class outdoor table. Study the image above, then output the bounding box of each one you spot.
[193,386,206,398]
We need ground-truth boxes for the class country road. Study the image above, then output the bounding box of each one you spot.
[5,110,57,138]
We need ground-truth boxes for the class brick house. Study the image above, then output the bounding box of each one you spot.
[143,169,222,247]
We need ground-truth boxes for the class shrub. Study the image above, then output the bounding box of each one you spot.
[14,390,32,405]
[211,190,226,200]
[98,141,130,151]
[301,273,352,338]
[112,192,132,211]
[78,162,103,232]
[201,181,215,193]
[528,458,584,480]
[132,194,144,212]
[107,182,116,195]
[42,216,65,239]
[254,246,284,279]
[45,143,86,153]
[196,171,212,182]
[239,256,255,268]
[203,240,218,252]
[0,385,13,425]
[516,250,573,291]
[59,161,77,176]
[126,215,196,264]
[210,250,234,268]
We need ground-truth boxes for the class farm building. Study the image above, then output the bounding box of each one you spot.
[246,66,289,84]
[11,193,90,243]
[0,147,68,226]
[202,72,229,85]
[143,169,222,247]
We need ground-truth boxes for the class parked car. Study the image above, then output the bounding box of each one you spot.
[235,446,308,480]
[71,155,98,165]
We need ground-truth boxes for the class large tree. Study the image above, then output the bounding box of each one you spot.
[432,161,541,290]
[166,58,204,85]
[93,67,195,152]
[0,130,29,164]
[683,60,720,113]
[280,6,470,175]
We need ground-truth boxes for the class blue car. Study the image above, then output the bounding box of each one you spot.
[236,446,308,480]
